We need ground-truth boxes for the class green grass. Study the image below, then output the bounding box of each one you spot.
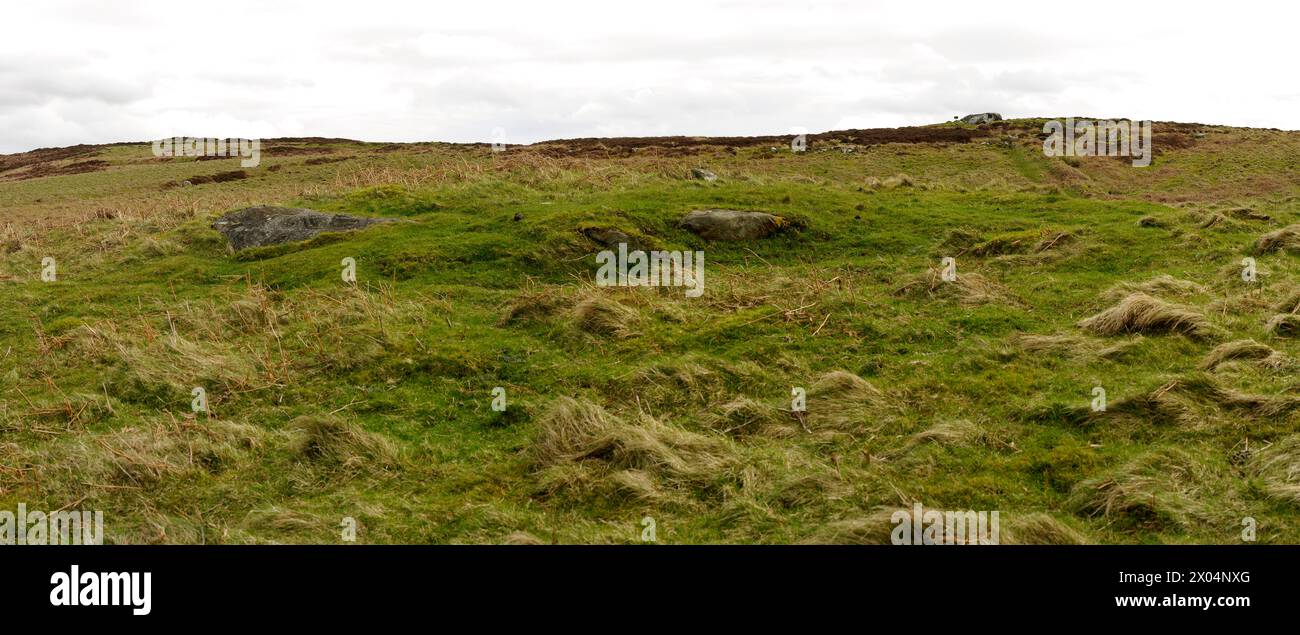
[2,124,1300,544]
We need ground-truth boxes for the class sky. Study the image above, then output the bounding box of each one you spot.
[1,0,1297,154]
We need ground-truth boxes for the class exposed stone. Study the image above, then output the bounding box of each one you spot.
[212,206,398,250]
[680,209,785,241]
[581,227,649,251]
[960,113,1003,125]
[690,168,717,182]
[582,227,631,246]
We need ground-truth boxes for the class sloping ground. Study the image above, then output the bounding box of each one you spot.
[528,125,995,157]
[1,119,1299,544]
[0,144,107,181]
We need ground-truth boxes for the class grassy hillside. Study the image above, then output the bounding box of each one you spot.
[2,120,1300,544]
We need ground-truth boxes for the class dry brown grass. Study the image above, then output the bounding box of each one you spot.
[799,508,900,544]
[1009,332,1143,361]
[501,289,566,324]
[803,506,1015,545]
[630,355,772,410]
[1274,288,1300,314]
[1078,293,1212,339]
[1101,275,1205,302]
[1254,224,1300,254]
[905,419,989,449]
[1224,207,1271,222]
[892,268,1013,306]
[1004,513,1090,545]
[1066,448,1230,531]
[530,397,736,502]
[1013,332,1087,353]
[1265,313,1300,338]
[50,282,421,416]
[1249,435,1300,505]
[700,370,890,439]
[706,397,788,437]
[804,370,891,432]
[1200,339,1285,370]
[865,174,914,190]
[288,415,398,471]
[1054,373,1300,428]
[572,294,640,338]
[5,417,268,503]
[502,531,547,545]
[1174,375,1300,419]
[963,229,1079,259]
[1199,212,1229,229]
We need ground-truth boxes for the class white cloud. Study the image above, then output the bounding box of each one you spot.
[0,0,1295,153]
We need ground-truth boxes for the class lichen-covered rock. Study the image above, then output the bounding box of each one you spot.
[680,209,785,241]
[212,206,397,250]
[960,113,1002,125]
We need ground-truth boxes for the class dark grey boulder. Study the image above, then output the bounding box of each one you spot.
[680,209,784,241]
[212,206,397,250]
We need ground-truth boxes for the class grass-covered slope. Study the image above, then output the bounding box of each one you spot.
[2,121,1299,544]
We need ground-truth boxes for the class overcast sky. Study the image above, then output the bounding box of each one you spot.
[1,0,1296,153]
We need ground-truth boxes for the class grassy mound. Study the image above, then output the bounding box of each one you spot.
[2,121,1299,543]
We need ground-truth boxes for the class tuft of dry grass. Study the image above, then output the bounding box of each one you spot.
[1273,288,1300,314]
[1013,332,1087,353]
[1199,212,1227,229]
[1078,293,1212,339]
[1253,224,1300,254]
[1224,207,1271,221]
[239,506,332,538]
[905,419,988,449]
[502,531,547,545]
[1066,448,1228,531]
[699,369,891,439]
[799,508,900,544]
[1101,275,1205,302]
[804,370,891,432]
[892,268,1013,305]
[965,229,1078,258]
[631,356,771,410]
[7,418,268,506]
[1249,435,1300,505]
[1031,229,1078,253]
[865,174,914,190]
[1004,513,1090,545]
[1175,374,1300,419]
[1200,339,1284,370]
[706,397,787,437]
[803,506,1008,545]
[530,397,735,502]
[1265,313,1300,338]
[501,290,566,324]
[809,369,881,400]
[1052,373,1300,428]
[289,415,398,471]
[572,295,640,338]
[1010,332,1142,362]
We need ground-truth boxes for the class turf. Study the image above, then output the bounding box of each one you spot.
[2,121,1299,544]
